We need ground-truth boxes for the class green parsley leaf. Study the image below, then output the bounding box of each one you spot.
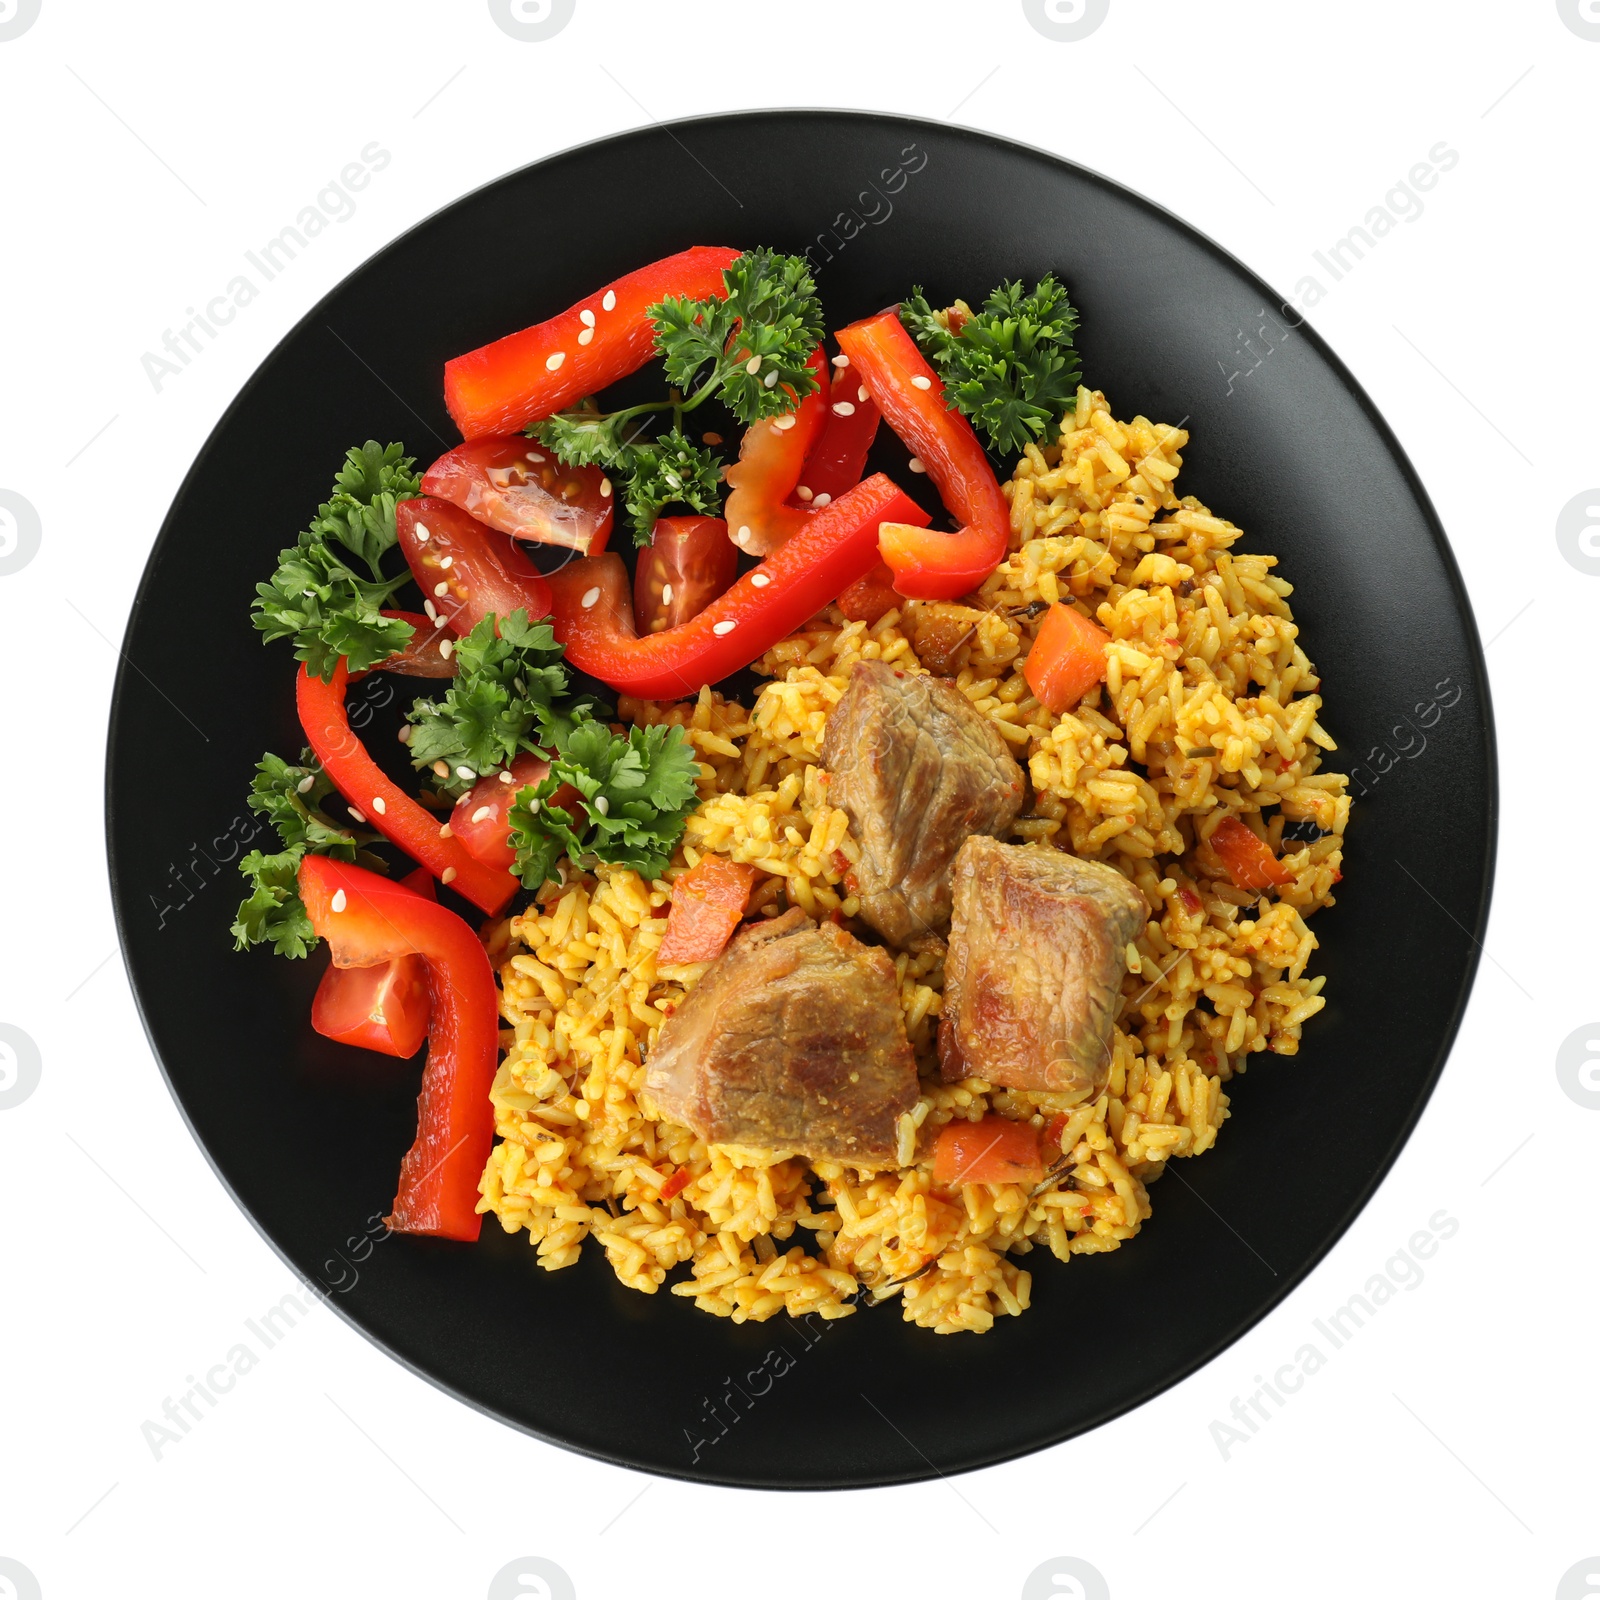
[252,441,422,681]
[507,715,702,890]
[618,427,725,546]
[900,275,1083,457]
[230,751,384,957]
[528,405,630,471]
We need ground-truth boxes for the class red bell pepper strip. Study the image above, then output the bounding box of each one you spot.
[633,515,737,635]
[296,660,518,914]
[1022,602,1111,714]
[789,357,882,505]
[443,245,742,438]
[311,869,436,1059]
[722,348,830,557]
[545,473,931,700]
[834,310,1010,601]
[371,610,458,679]
[656,856,760,965]
[421,436,612,555]
[1210,816,1294,892]
[396,497,552,639]
[299,855,499,1241]
[932,1115,1045,1189]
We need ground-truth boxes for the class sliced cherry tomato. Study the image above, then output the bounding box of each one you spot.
[656,856,760,965]
[449,752,580,874]
[836,562,902,626]
[722,349,830,557]
[932,1115,1045,1189]
[371,610,458,678]
[790,357,882,505]
[546,474,931,700]
[300,855,499,1240]
[443,245,741,438]
[421,436,612,555]
[310,869,436,1058]
[1022,602,1110,713]
[633,515,738,635]
[1210,815,1294,891]
[396,497,552,638]
[835,310,1009,600]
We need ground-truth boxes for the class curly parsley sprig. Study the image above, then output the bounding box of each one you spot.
[252,441,422,681]
[230,752,386,958]
[529,248,824,545]
[900,274,1083,457]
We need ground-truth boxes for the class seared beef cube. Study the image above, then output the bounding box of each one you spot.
[645,908,918,1167]
[822,661,1025,948]
[938,837,1148,1099]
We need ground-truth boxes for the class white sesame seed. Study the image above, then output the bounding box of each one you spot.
[744,354,761,374]
[763,371,778,388]
[662,471,681,491]
[456,766,475,780]
[296,775,315,793]
[600,476,612,497]
[498,770,516,785]
[433,760,450,778]
[330,889,347,913]
[396,725,412,744]
[433,581,449,597]
[911,374,932,390]
[735,526,751,546]
[594,795,610,815]
[441,867,457,884]
[580,308,596,327]
[908,456,926,473]
[712,619,737,636]
[858,386,869,403]
[577,327,594,346]
[812,492,832,508]
[773,414,796,431]
[750,572,771,588]
[423,599,438,620]
[580,586,600,608]
[348,809,366,824]
[439,823,453,838]
[662,583,674,604]
[526,450,545,463]
[832,353,849,367]
[832,401,856,417]
[796,485,813,501]
[545,351,566,371]
[602,289,616,311]
[471,805,493,824]
[439,639,454,658]
[438,554,454,568]
[434,614,448,629]
[414,524,430,543]
[372,797,387,816]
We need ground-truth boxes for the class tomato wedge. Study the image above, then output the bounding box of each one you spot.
[421,436,612,555]
[1022,602,1110,713]
[443,245,741,438]
[834,310,1009,600]
[371,610,458,678]
[311,868,436,1058]
[396,497,552,639]
[790,356,882,505]
[1210,815,1294,891]
[296,660,518,914]
[656,856,760,965]
[932,1115,1045,1189]
[300,855,499,1240]
[633,516,737,635]
[450,752,579,874]
[546,474,931,699]
[722,349,830,557]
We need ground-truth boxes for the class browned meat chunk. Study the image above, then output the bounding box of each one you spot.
[821,661,1025,948]
[939,837,1148,1099]
[644,907,918,1167]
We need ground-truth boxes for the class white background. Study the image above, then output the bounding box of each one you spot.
[2,2,1597,1597]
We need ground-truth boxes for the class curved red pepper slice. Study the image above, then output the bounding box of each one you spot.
[396,497,552,639]
[546,474,931,700]
[300,855,499,1241]
[443,245,742,438]
[834,310,1010,601]
[296,660,518,914]
[421,436,612,556]
[789,357,882,505]
[722,347,830,558]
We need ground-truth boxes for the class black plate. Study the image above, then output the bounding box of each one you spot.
[107,111,1496,1489]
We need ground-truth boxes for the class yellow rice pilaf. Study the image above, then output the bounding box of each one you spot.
[478,386,1349,1334]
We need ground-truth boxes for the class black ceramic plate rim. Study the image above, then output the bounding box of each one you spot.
[106,108,1497,1489]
